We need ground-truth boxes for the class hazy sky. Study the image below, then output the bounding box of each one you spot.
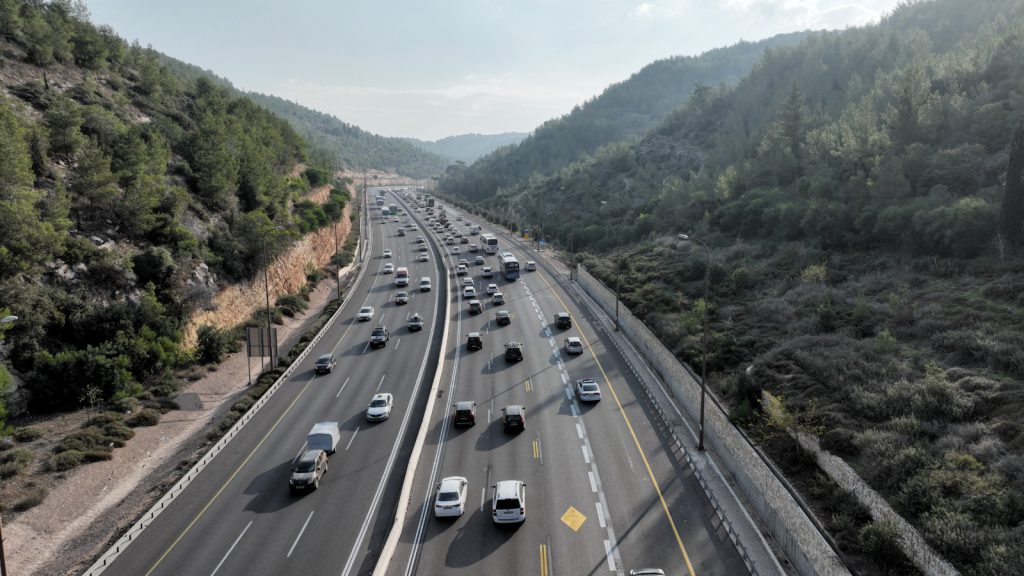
[85,0,903,141]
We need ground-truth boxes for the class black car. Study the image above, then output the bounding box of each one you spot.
[467,332,483,351]
[495,311,511,326]
[504,341,523,363]
[314,353,336,374]
[554,312,572,329]
[502,405,526,433]
[369,326,390,348]
[452,401,476,426]
[408,314,424,331]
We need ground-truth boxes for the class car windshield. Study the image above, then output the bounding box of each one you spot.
[370,398,388,407]
[373,328,385,335]
[295,459,317,473]
[360,307,371,313]
[317,357,331,365]
[438,491,459,502]
[506,415,522,422]
[582,382,599,392]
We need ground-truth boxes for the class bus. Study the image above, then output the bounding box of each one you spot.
[482,233,499,254]
[497,252,520,281]
[426,197,435,208]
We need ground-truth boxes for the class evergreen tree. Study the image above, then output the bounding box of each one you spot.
[1002,118,1024,244]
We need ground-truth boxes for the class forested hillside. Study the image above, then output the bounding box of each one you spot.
[441,1,1024,573]
[439,31,809,204]
[406,132,527,164]
[0,0,349,420]
[246,92,449,178]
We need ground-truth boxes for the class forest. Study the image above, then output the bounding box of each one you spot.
[0,0,350,419]
[440,0,1024,573]
[440,31,809,206]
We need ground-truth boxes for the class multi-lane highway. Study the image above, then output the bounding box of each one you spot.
[386,196,746,576]
[97,188,749,576]
[103,188,445,576]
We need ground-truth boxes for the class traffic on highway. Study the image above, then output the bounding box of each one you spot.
[96,188,747,576]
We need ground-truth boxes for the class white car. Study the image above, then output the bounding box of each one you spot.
[357,306,375,321]
[420,277,432,291]
[452,246,461,254]
[491,480,526,524]
[383,249,392,258]
[418,253,429,262]
[575,378,602,402]
[462,277,474,287]
[383,263,394,274]
[463,286,476,299]
[456,264,468,276]
[564,337,584,355]
[366,393,393,421]
[486,283,498,295]
[434,476,469,518]
[481,266,493,278]
[491,291,505,305]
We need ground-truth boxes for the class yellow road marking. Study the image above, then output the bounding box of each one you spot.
[145,377,316,575]
[537,271,698,576]
[532,439,540,460]
[539,544,549,576]
[560,506,587,531]
[525,379,533,392]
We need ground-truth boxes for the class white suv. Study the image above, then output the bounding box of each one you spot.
[491,480,526,524]
[420,277,432,291]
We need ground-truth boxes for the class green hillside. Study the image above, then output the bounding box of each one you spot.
[406,132,528,164]
[246,92,449,178]
[439,31,810,204]
[442,1,1024,573]
[0,0,348,419]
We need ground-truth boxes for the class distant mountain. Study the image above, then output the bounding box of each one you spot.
[246,93,449,178]
[439,31,811,203]
[407,132,528,163]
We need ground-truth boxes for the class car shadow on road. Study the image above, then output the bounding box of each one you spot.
[241,458,303,514]
[444,508,519,569]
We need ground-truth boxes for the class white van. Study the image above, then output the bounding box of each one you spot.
[395,266,410,287]
[307,422,341,454]
[420,277,432,292]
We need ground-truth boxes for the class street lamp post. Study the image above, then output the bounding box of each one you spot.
[678,233,710,452]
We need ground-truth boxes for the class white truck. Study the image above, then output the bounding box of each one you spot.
[307,422,341,454]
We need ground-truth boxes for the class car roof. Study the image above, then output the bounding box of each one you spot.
[556,312,570,317]
[439,476,467,490]
[494,479,523,496]
[496,310,510,316]
[316,354,334,361]
[504,405,524,415]
[468,332,481,337]
[505,340,522,348]
[567,336,581,342]
[371,392,391,401]
[300,449,323,461]
[455,401,474,409]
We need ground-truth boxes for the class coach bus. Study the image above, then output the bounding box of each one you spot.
[482,233,499,254]
[497,252,520,281]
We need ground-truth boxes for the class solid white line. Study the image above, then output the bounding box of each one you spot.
[589,471,597,493]
[604,540,616,571]
[582,444,590,464]
[480,487,486,512]
[287,511,314,558]
[210,520,252,576]
[346,427,360,451]
[596,502,607,528]
[336,376,351,398]
[560,373,568,384]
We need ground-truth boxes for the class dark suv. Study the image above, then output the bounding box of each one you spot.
[314,354,336,374]
[452,401,477,426]
[369,325,390,348]
[467,332,483,351]
[502,405,526,433]
[504,341,523,363]
[554,312,572,329]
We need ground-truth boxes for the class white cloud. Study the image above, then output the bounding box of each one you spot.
[721,0,891,29]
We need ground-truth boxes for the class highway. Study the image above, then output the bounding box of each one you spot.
[385,196,747,576]
[103,188,445,576]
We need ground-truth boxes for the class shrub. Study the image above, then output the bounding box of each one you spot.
[50,450,85,471]
[13,426,44,442]
[276,294,308,317]
[858,520,905,564]
[126,408,161,427]
[196,324,234,364]
[86,412,125,426]
[821,428,859,456]
[82,449,114,462]
[12,487,48,511]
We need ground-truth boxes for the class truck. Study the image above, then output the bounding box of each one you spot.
[426,197,435,208]
[307,422,341,454]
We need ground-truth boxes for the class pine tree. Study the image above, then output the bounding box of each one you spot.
[1002,118,1024,244]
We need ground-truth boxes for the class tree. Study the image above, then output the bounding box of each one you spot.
[1002,118,1024,244]
[44,94,84,163]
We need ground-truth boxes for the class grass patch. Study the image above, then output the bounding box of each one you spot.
[13,426,44,442]
[126,408,162,427]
